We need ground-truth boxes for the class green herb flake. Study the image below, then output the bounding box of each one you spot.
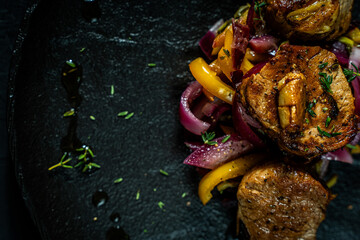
[343,63,360,82]
[306,99,317,117]
[153,188,157,192]
[159,169,169,176]
[158,201,165,209]
[136,190,140,200]
[66,60,76,68]
[114,177,123,183]
[305,118,309,124]
[317,126,341,138]
[318,62,328,69]
[318,72,333,93]
[144,229,148,233]
[111,85,115,95]
[223,48,230,57]
[346,144,357,149]
[90,115,96,120]
[80,47,86,52]
[304,148,309,152]
[181,192,188,198]
[117,111,129,117]
[325,116,332,128]
[221,135,231,143]
[148,63,156,67]
[201,131,217,145]
[322,107,328,112]
[125,112,134,119]
[63,109,75,117]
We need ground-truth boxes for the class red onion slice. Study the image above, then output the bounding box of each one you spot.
[183,134,254,169]
[321,148,353,164]
[243,61,267,79]
[249,35,278,54]
[179,81,211,135]
[329,41,349,67]
[232,95,265,148]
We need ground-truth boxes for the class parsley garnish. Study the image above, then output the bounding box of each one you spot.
[159,169,169,176]
[148,63,156,67]
[319,72,333,93]
[114,177,123,183]
[254,1,267,15]
[221,135,231,143]
[158,201,165,209]
[66,60,76,68]
[318,62,328,69]
[317,126,341,137]
[201,131,217,145]
[325,116,331,128]
[223,49,230,57]
[343,63,360,82]
[306,99,317,117]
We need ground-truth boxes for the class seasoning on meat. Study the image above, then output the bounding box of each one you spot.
[237,161,332,240]
[238,44,358,159]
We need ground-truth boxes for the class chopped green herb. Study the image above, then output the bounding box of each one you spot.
[125,112,134,119]
[221,135,231,143]
[306,99,317,117]
[325,116,331,128]
[201,131,217,145]
[318,62,328,69]
[111,85,114,95]
[158,201,165,209]
[322,107,328,112]
[304,148,309,152]
[220,55,226,60]
[305,118,309,124]
[148,63,156,67]
[223,48,230,57]
[66,60,76,68]
[159,169,169,176]
[153,188,157,192]
[117,111,129,117]
[90,115,96,120]
[144,229,148,233]
[136,190,140,200]
[254,1,267,15]
[346,144,357,149]
[181,192,188,198]
[114,177,123,183]
[317,126,341,138]
[80,47,86,52]
[318,72,333,93]
[63,109,75,117]
[343,63,360,82]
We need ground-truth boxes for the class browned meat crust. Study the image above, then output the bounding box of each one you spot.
[237,161,331,240]
[238,44,358,159]
[264,0,353,41]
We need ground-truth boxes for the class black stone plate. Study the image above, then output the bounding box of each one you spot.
[7,0,360,239]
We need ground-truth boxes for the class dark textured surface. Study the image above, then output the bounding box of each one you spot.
[7,0,360,239]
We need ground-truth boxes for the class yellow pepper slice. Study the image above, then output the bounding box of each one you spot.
[347,27,360,44]
[198,153,266,205]
[189,57,235,105]
[338,36,354,48]
[218,27,235,80]
[240,48,255,74]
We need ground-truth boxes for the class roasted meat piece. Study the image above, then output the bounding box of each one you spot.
[263,0,353,41]
[238,44,358,159]
[237,161,332,240]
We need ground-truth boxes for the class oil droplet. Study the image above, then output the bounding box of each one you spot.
[106,226,129,240]
[110,212,121,223]
[92,189,108,207]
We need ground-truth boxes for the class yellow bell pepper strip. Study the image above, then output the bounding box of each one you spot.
[338,36,354,48]
[189,57,235,105]
[198,153,266,205]
[347,27,360,44]
[218,27,235,80]
[240,48,255,75]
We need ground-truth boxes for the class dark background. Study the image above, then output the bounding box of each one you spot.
[0,0,41,239]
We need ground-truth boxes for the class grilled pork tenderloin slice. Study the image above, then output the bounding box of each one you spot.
[263,0,353,41]
[238,44,358,159]
[237,161,332,240]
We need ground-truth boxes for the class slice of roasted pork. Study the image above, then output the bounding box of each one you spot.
[237,161,332,240]
[263,0,354,41]
[238,44,358,159]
